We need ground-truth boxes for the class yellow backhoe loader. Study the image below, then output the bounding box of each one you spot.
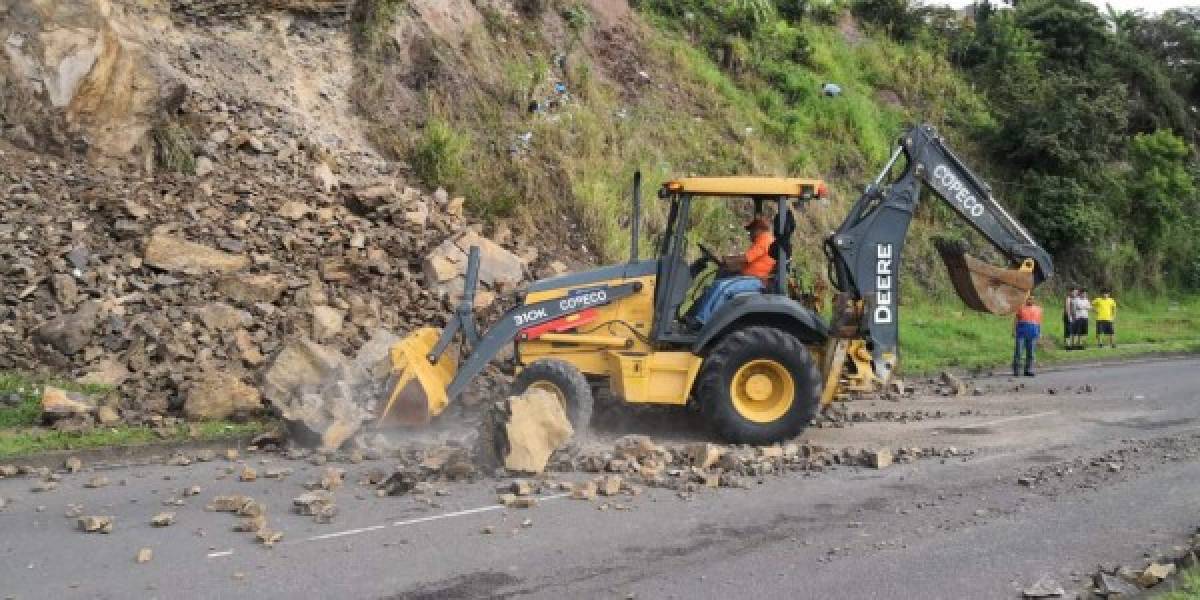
[379,124,1054,444]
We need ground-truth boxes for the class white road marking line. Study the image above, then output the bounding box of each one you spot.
[305,524,388,542]
[207,550,234,558]
[298,492,572,544]
[390,492,571,528]
[971,411,1058,428]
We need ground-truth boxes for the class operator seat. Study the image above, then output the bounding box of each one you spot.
[767,207,796,294]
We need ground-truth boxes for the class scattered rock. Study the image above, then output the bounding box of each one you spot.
[207,495,251,512]
[236,499,265,518]
[83,476,109,489]
[151,512,175,527]
[867,448,893,469]
[293,490,335,518]
[234,515,266,533]
[96,405,121,426]
[64,456,83,473]
[571,481,597,500]
[1094,572,1140,597]
[239,466,257,482]
[598,475,622,496]
[938,371,967,396]
[78,515,114,533]
[688,443,722,470]
[256,529,283,547]
[31,481,58,493]
[1138,562,1175,586]
[1021,575,1064,597]
[136,547,153,564]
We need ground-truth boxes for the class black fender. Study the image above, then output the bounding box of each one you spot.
[692,295,830,353]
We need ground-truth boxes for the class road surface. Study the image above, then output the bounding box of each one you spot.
[2,356,1199,599]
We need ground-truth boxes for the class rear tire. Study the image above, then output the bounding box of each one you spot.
[697,326,821,444]
[511,359,594,431]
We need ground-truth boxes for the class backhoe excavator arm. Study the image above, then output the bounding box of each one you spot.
[824,124,1054,382]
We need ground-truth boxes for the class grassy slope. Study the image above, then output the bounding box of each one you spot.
[0,374,263,459]
[900,295,1200,375]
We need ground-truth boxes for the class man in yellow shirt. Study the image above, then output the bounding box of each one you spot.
[1093,290,1117,348]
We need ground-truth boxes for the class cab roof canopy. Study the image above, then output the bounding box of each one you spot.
[661,177,828,199]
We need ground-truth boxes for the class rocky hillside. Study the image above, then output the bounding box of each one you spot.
[0,0,580,426]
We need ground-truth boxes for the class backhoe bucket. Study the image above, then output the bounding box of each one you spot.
[936,240,1034,316]
[378,327,458,426]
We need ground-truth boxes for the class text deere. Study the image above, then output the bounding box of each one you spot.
[875,243,894,324]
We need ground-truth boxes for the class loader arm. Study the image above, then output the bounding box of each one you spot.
[825,123,1054,382]
[379,245,645,425]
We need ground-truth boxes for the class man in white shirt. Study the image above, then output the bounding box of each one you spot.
[1069,289,1092,350]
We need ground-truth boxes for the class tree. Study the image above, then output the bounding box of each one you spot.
[1126,130,1196,256]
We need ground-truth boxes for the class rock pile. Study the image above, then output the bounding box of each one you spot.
[0,123,540,428]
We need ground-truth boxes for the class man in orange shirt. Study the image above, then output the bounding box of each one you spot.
[1013,295,1043,377]
[718,217,776,280]
[690,217,775,326]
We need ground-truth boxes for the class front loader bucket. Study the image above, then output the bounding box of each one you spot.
[936,239,1034,316]
[378,327,458,426]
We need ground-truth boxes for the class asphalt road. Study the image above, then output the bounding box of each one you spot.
[2,356,1199,599]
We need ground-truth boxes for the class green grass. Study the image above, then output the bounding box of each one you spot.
[0,421,266,459]
[0,374,113,428]
[0,373,267,459]
[898,295,1200,375]
[1156,566,1200,599]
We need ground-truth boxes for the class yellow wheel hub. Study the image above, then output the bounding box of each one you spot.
[730,359,794,424]
[529,381,567,409]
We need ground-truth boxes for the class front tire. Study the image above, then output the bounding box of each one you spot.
[510,359,594,432]
[697,326,821,444]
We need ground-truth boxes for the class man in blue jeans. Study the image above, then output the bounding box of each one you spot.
[1013,295,1043,377]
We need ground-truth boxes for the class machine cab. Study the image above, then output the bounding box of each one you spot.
[649,177,828,345]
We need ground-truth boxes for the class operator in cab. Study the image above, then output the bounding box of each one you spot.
[718,217,776,280]
[691,217,775,326]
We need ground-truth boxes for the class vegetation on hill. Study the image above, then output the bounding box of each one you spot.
[351,0,1199,296]
[858,0,1200,291]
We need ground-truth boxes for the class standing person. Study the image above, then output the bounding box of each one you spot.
[1013,295,1043,377]
[1063,288,1076,347]
[1070,288,1092,349]
[1093,290,1117,348]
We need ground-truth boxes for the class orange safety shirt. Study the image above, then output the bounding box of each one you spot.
[1016,304,1043,324]
[742,231,776,279]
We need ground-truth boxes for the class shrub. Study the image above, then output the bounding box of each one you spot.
[410,119,468,190]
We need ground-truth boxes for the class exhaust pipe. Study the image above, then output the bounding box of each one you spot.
[630,170,641,263]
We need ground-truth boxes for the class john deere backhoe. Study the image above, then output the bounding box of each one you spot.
[380,124,1054,444]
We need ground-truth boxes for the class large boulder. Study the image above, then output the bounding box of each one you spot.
[0,0,164,158]
[262,338,377,452]
[34,300,100,356]
[217,273,288,305]
[421,231,525,301]
[41,386,96,421]
[481,389,574,475]
[143,233,249,274]
[183,371,262,421]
